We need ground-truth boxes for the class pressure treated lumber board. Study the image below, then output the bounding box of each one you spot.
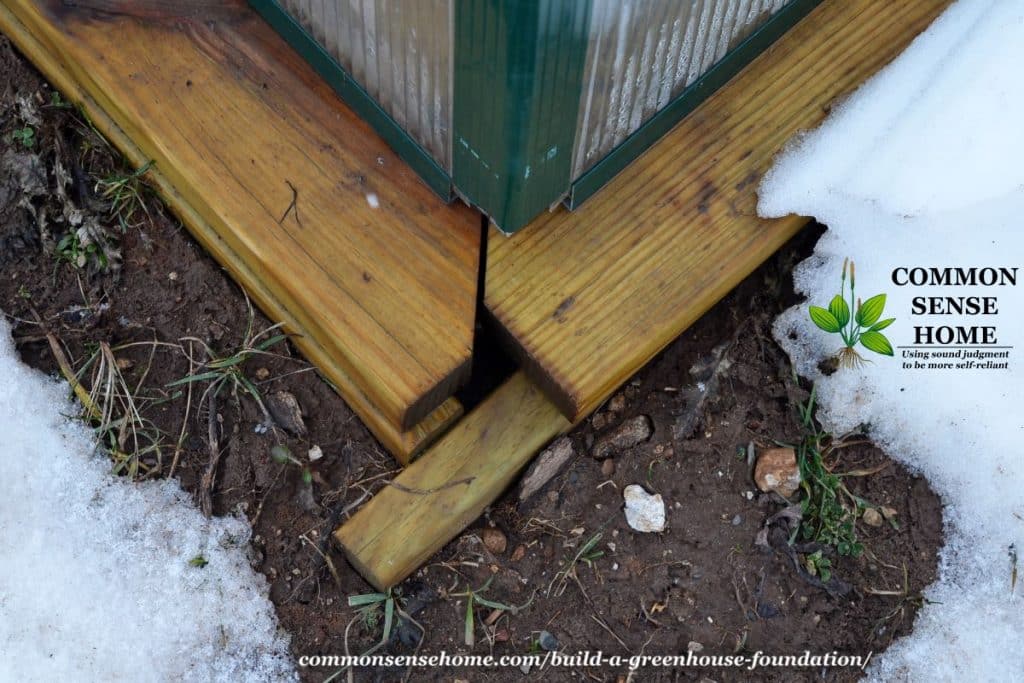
[0,2,463,462]
[336,372,571,590]
[3,0,480,434]
[486,0,950,421]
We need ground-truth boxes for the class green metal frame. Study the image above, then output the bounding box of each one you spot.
[249,0,453,200]
[568,0,824,208]
[250,0,822,230]
[452,0,591,232]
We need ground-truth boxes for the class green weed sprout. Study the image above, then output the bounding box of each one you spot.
[451,576,534,647]
[808,258,894,368]
[11,126,35,148]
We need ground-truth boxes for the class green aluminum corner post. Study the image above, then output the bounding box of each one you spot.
[453,0,591,234]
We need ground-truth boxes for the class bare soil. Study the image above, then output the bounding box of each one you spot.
[0,36,943,683]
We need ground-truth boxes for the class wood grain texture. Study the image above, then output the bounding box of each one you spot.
[486,0,950,421]
[0,0,469,460]
[335,372,571,589]
[4,0,480,432]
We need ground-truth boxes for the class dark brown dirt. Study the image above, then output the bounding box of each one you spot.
[0,35,943,683]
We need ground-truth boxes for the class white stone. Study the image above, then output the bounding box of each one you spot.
[623,484,666,533]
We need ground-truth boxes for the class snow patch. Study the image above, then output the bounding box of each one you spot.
[0,321,296,681]
[759,1,1024,680]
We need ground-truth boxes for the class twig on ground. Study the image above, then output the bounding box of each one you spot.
[169,339,194,478]
[278,179,302,227]
[198,392,221,517]
[590,613,631,653]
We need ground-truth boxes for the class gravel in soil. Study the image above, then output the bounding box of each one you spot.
[0,36,942,682]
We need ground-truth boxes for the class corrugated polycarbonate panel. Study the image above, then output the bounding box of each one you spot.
[281,0,453,171]
[572,0,789,178]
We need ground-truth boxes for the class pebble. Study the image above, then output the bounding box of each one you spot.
[307,445,323,462]
[538,630,559,651]
[753,447,801,497]
[688,641,704,653]
[863,507,884,527]
[601,459,616,477]
[608,394,626,412]
[510,545,526,562]
[731,514,742,526]
[623,484,666,533]
[266,390,307,437]
[481,527,507,555]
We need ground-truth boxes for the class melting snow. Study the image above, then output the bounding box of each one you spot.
[0,320,296,681]
[759,1,1024,680]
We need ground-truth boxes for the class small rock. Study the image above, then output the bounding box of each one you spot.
[601,459,616,477]
[608,394,626,412]
[731,514,742,526]
[593,416,653,459]
[255,367,270,381]
[307,445,323,462]
[519,437,576,501]
[538,630,559,651]
[688,641,704,653]
[880,505,898,521]
[510,544,526,562]
[481,527,507,555]
[754,447,800,498]
[863,507,884,527]
[267,390,307,436]
[623,484,666,532]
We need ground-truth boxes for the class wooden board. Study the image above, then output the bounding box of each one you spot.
[335,372,571,589]
[2,0,481,438]
[485,0,950,421]
[0,1,466,462]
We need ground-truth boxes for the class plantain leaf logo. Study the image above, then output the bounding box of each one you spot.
[808,259,895,368]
